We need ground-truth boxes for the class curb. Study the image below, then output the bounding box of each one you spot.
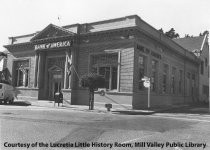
[28,100,109,114]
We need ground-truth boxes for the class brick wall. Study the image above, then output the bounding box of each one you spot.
[120,47,134,92]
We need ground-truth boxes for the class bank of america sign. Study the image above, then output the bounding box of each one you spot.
[34,40,72,50]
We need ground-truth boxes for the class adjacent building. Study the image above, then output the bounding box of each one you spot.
[4,15,201,109]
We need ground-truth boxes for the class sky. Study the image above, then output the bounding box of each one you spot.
[0,0,210,51]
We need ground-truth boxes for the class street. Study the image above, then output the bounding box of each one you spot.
[0,104,210,150]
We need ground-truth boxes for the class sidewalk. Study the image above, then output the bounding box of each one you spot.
[26,99,109,113]
[15,99,156,114]
[13,99,210,115]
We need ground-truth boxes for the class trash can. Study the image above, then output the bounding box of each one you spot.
[54,92,63,106]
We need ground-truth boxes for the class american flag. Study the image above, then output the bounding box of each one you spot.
[19,65,26,74]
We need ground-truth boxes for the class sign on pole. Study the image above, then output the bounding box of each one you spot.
[142,76,151,109]
[143,81,150,88]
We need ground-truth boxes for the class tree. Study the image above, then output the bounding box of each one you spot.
[158,28,164,34]
[80,73,105,110]
[199,30,209,36]
[165,28,179,39]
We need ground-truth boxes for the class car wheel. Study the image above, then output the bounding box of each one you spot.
[4,99,8,104]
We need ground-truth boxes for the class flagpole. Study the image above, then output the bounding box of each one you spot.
[72,65,80,80]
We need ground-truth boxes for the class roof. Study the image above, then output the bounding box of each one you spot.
[30,23,75,41]
[3,15,200,63]
[173,35,205,52]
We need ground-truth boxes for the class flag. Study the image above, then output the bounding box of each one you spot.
[66,51,72,76]
[19,65,26,74]
[0,58,4,71]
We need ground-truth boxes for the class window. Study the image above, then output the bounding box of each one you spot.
[137,45,144,52]
[151,60,158,92]
[192,74,195,96]
[203,85,209,97]
[162,64,168,93]
[138,55,146,90]
[97,66,117,90]
[14,60,30,87]
[205,58,208,67]
[201,61,204,75]
[186,72,191,96]
[178,70,183,94]
[93,66,117,90]
[171,67,176,94]
[91,53,118,90]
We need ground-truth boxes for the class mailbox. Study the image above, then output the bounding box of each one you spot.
[54,92,63,104]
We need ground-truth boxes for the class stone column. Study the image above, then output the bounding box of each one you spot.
[117,51,121,92]
[37,51,44,88]
[109,67,112,90]
[34,52,38,88]
[64,50,68,89]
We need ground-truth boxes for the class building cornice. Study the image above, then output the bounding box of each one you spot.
[4,42,32,49]
[134,26,199,64]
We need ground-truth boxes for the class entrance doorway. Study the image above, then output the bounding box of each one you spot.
[48,66,63,99]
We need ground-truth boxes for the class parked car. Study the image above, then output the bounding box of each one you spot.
[0,83,15,104]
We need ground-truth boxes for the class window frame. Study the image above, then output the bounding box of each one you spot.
[13,59,30,88]
[171,67,176,94]
[201,61,204,75]
[138,55,147,90]
[151,59,158,92]
[178,70,183,95]
[162,63,169,94]
[89,53,118,91]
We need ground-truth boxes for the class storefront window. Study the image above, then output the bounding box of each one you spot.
[90,53,118,90]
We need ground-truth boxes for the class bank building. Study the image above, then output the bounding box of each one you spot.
[3,15,208,109]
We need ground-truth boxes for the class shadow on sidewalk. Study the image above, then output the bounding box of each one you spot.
[112,110,155,115]
[0,101,32,106]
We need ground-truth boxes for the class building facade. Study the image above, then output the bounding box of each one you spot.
[4,15,200,109]
[174,34,209,102]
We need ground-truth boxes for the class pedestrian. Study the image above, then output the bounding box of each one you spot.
[59,91,63,107]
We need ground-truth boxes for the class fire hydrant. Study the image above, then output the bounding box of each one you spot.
[105,103,112,112]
